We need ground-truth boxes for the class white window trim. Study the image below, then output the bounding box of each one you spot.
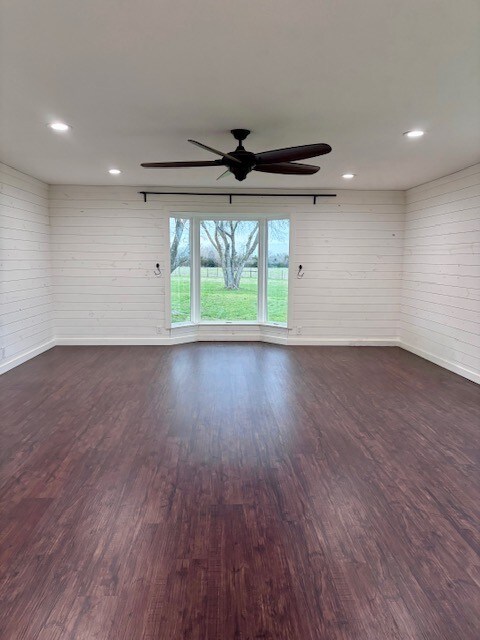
[167,213,291,330]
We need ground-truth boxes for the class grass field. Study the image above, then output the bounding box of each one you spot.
[171,267,288,323]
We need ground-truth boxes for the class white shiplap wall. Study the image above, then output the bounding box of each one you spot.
[49,186,404,345]
[50,186,166,341]
[401,164,480,383]
[0,163,54,373]
[291,191,404,342]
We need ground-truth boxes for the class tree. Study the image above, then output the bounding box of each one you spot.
[170,218,189,273]
[200,220,259,290]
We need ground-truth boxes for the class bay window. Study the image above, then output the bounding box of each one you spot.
[169,216,289,326]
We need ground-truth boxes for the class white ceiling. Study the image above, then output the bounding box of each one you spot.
[1,0,479,189]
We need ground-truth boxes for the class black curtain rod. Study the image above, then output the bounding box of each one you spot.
[138,191,336,204]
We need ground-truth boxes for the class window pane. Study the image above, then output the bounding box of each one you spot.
[170,218,190,324]
[200,220,259,321]
[267,219,289,324]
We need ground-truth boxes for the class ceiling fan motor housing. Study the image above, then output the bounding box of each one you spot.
[228,150,257,181]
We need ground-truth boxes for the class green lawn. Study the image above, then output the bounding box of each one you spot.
[171,268,288,323]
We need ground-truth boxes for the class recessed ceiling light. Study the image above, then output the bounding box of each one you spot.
[404,130,424,138]
[48,122,70,132]
[342,173,355,179]
[108,168,121,175]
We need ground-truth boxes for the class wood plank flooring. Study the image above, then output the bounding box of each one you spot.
[0,344,479,639]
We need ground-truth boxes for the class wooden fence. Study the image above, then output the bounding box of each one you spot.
[172,267,288,280]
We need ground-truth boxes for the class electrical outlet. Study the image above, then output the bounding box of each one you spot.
[156,326,165,335]
[295,327,302,335]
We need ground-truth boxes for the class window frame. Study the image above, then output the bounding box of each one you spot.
[167,212,291,329]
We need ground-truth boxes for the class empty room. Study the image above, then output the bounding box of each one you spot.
[1,1,479,638]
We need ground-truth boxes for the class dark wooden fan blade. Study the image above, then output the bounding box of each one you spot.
[254,162,320,175]
[141,160,224,168]
[188,140,241,164]
[255,143,331,164]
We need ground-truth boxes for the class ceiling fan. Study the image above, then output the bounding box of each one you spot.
[141,129,332,181]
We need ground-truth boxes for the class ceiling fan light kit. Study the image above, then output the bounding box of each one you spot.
[141,129,332,182]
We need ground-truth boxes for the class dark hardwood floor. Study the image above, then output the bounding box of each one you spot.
[0,344,479,639]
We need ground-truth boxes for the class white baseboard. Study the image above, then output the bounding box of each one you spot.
[56,334,397,347]
[286,337,400,346]
[55,337,174,346]
[400,341,480,385]
[0,339,56,375]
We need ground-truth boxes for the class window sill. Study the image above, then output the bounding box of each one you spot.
[170,321,287,329]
